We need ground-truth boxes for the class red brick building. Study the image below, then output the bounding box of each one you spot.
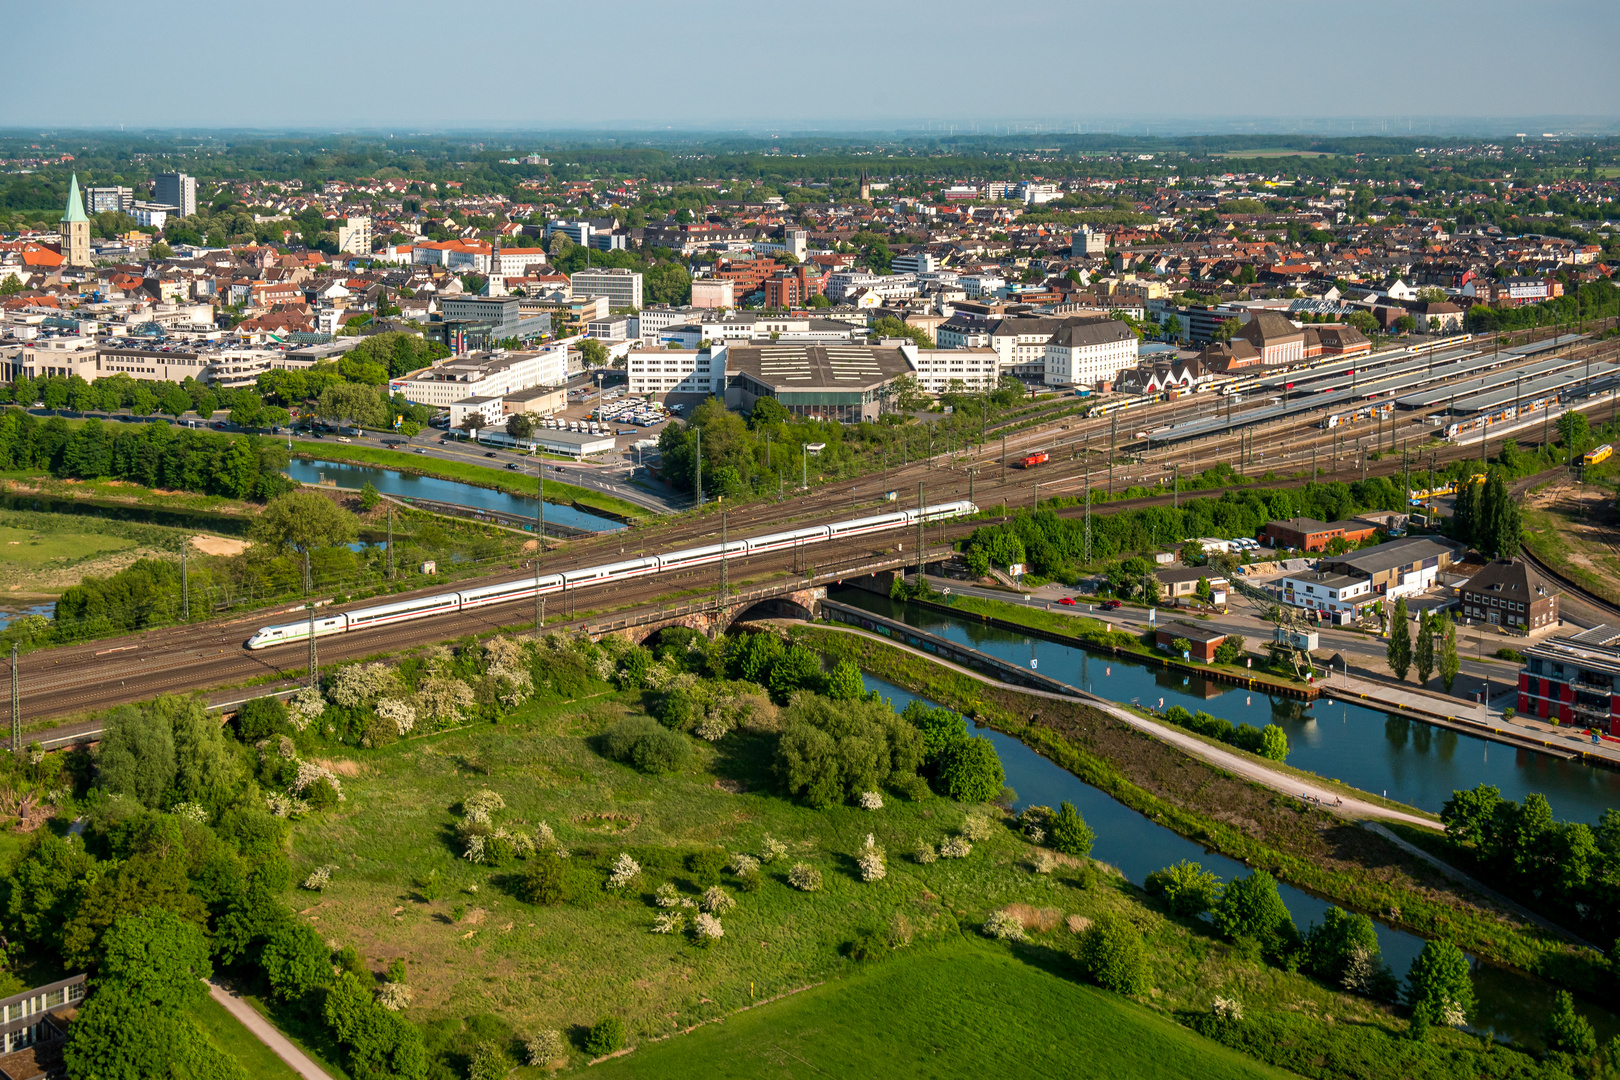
[1155,620,1230,662]
[1261,516,1380,552]
[1519,627,1620,734]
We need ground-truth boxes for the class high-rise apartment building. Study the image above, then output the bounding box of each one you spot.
[85,185,134,213]
[153,172,197,217]
[336,216,372,256]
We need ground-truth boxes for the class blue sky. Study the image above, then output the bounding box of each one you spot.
[7,0,1619,132]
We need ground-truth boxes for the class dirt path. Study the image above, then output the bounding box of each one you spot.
[206,980,335,1080]
[812,622,1438,830]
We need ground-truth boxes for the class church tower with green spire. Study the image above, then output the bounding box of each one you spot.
[60,174,91,268]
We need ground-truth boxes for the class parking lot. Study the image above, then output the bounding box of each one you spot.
[541,390,680,452]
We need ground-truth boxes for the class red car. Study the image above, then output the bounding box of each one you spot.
[1057,597,1076,606]
[1100,599,1123,611]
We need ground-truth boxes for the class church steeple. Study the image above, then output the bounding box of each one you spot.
[59,173,91,268]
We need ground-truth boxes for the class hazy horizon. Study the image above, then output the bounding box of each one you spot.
[7,0,1618,133]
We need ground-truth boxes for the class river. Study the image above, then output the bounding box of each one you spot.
[283,459,625,534]
[859,672,1617,1050]
[833,588,1620,824]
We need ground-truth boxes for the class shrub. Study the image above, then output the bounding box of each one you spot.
[584,1016,625,1057]
[1049,801,1095,857]
[1144,860,1221,916]
[652,912,685,935]
[463,789,505,818]
[301,865,336,891]
[845,930,889,961]
[901,700,969,766]
[654,883,680,908]
[775,695,923,807]
[606,853,641,891]
[1305,907,1384,991]
[1079,913,1148,995]
[913,840,938,864]
[690,912,724,945]
[525,1029,565,1067]
[728,853,760,878]
[787,863,822,892]
[687,848,727,887]
[376,983,413,1012]
[233,697,290,741]
[895,775,933,801]
[1259,724,1289,762]
[936,737,1005,802]
[1543,989,1598,1059]
[855,834,886,882]
[959,812,994,841]
[700,886,735,914]
[983,910,1026,943]
[260,920,332,1002]
[602,715,692,775]
[1229,723,1266,754]
[520,853,569,906]
[1213,869,1298,958]
[858,790,884,810]
[938,836,971,859]
[758,834,788,863]
[1404,939,1473,1029]
[1031,851,1057,874]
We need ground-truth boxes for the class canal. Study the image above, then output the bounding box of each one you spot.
[834,587,1620,824]
[283,459,625,534]
[860,672,1618,1050]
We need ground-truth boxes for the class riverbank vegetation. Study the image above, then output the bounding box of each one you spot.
[791,625,1610,999]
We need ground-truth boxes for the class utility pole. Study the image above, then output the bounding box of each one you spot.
[1172,463,1179,509]
[544,463,550,634]
[694,426,702,507]
[968,467,975,505]
[719,502,728,605]
[802,443,808,490]
[1033,479,1038,511]
[1083,474,1093,565]
[1110,411,1118,463]
[1311,445,1317,484]
[387,506,394,581]
[10,644,18,756]
[180,538,189,622]
[915,482,925,583]
[1480,415,1487,464]
[307,602,318,692]
[1002,434,1008,481]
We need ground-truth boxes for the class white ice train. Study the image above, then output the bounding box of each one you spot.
[246,500,978,649]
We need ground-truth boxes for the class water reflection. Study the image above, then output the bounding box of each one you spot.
[833,587,1620,823]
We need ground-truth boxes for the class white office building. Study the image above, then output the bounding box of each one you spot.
[388,344,569,408]
[570,268,643,310]
[891,252,938,275]
[903,346,1000,394]
[1041,319,1139,389]
[336,216,372,256]
[627,346,726,399]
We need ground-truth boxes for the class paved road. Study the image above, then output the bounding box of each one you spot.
[206,980,335,1080]
[815,623,1437,830]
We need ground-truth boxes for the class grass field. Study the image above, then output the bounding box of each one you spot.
[185,993,306,1080]
[588,938,1290,1080]
[293,445,645,521]
[0,522,135,567]
[281,674,1415,1074]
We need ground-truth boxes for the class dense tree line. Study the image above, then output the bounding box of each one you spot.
[0,410,294,498]
[960,477,1411,579]
[1442,786,1620,948]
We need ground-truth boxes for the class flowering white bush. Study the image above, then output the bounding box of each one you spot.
[606,852,641,890]
[960,814,993,841]
[484,637,534,707]
[1341,945,1377,994]
[1440,999,1468,1028]
[913,840,938,865]
[302,865,336,890]
[462,835,487,864]
[463,789,506,818]
[691,912,724,942]
[264,793,308,818]
[759,834,788,864]
[701,886,735,914]
[652,911,685,934]
[534,820,556,848]
[171,802,207,823]
[1031,851,1057,875]
[939,837,972,859]
[292,760,344,801]
[856,834,886,882]
[983,910,1026,942]
[376,697,416,736]
[1211,996,1244,1023]
[525,1030,565,1067]
[728,853,760,878]
[327,662,399,709]
[416,676,475,724]
[695,713,732,742]
[421,644,456,675]
[376,983,414,1011]
[286,686,325,731]
[654,883,681,908]
[858,791,884,811]
[787,863,822,892]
